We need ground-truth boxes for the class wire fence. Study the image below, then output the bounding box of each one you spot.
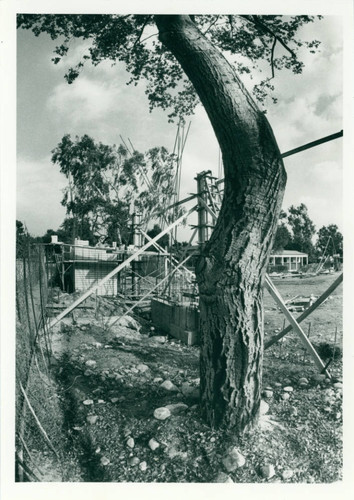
[16,237,60,481]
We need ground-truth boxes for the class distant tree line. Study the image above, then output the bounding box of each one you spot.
[272,203,343,262]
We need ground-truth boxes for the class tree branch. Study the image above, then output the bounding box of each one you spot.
[241,15,297,59]
[270,37,277,79]
[203,16,220,35]
[133,15,152,49]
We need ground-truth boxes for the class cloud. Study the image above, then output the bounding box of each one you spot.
[17,155,67,235]
[47,76,123,124]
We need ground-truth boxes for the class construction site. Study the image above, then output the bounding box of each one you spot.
[14,124,344,484]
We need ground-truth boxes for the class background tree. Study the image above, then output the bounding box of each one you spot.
[16,220,28,258]
[18,14,322,433]
[316,224,343,258]
[146,224,169,250]
[286,203,316,259]
[52,134,181,246]
[272,223,292,251]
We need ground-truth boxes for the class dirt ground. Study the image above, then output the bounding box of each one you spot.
[26,272,343,483]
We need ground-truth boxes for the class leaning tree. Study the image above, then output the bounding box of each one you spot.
[18,13,323,433]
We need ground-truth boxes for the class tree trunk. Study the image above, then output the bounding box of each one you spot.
[156,15,287,432]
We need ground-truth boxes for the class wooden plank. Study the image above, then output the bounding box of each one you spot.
[47,206,197,329]
[265,273,343,349]
[264,275,331,377]
[140,229,194,279]
[197,195,218,220]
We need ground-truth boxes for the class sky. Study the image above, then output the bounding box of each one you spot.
[16,15,343,242]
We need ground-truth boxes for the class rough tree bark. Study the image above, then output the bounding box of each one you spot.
[156,15,287,433]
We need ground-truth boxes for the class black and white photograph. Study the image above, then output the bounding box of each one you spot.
[1,0,353,498]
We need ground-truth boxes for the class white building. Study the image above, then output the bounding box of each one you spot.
[269,249,308,272]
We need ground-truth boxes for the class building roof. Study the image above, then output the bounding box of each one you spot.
[270,249,308,257]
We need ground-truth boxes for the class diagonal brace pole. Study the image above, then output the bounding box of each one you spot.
[47,206,198,329]
[265,273,343,350]
[264,274,331,378]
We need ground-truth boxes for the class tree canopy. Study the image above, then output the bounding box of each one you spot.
[17,14,322,120]
[316,224,343,257]
[52,134,182,245]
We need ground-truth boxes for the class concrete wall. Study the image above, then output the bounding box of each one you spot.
[74,262,119,296]
[151,298,200,346]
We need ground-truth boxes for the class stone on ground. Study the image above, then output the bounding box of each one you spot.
[128,457,140,466]
[139,461,147,471]
[153,336,167,344]
[136,363,149,373]
[86,415,98,425]
[85,360,96,368]
[83,399,94,406]
[222,447,246,472]
[260,464,275,479]
[165,403,189,415]
[100,456,110,466]
[281,469,294,480]
[153,407,171,420]
[126,437,135,449]
[160,380,178,392]
[283,386,294,392]
[215,472,234,483]
[148,438,160,451]
[117,315,141,331]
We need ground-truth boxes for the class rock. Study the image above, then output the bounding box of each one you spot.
[215,472,234,483]
[100,456,110,466]
[84,369,94,377]
[298,378,309,385]
[110,397,119,403]
[128,457,140,466]
[126,437,135,449]
[85,360,96,368]
[281,393,290,401]
[283,386,293,392]
[86,415,98,425]
[283,378,292,385]
[260,400,269,415]
[222,447,246,472]
[148,438,160,451]
[160,380,178,392]
[165,403,189,415]
[83,399,94,406]
[281,469,294,480]
[98,399,105,404]
[154,336,167,344]
[181,382,194,396]
[94,342,103,349]
[333,382,343,389]
[137,364,149,373]
[117,315,141,331]
[153,377,164,384]
[274,382,282,388]
[153,407,171,420]
[262,390,273,399]
[260,464,275,479]
[139,461,147,471]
